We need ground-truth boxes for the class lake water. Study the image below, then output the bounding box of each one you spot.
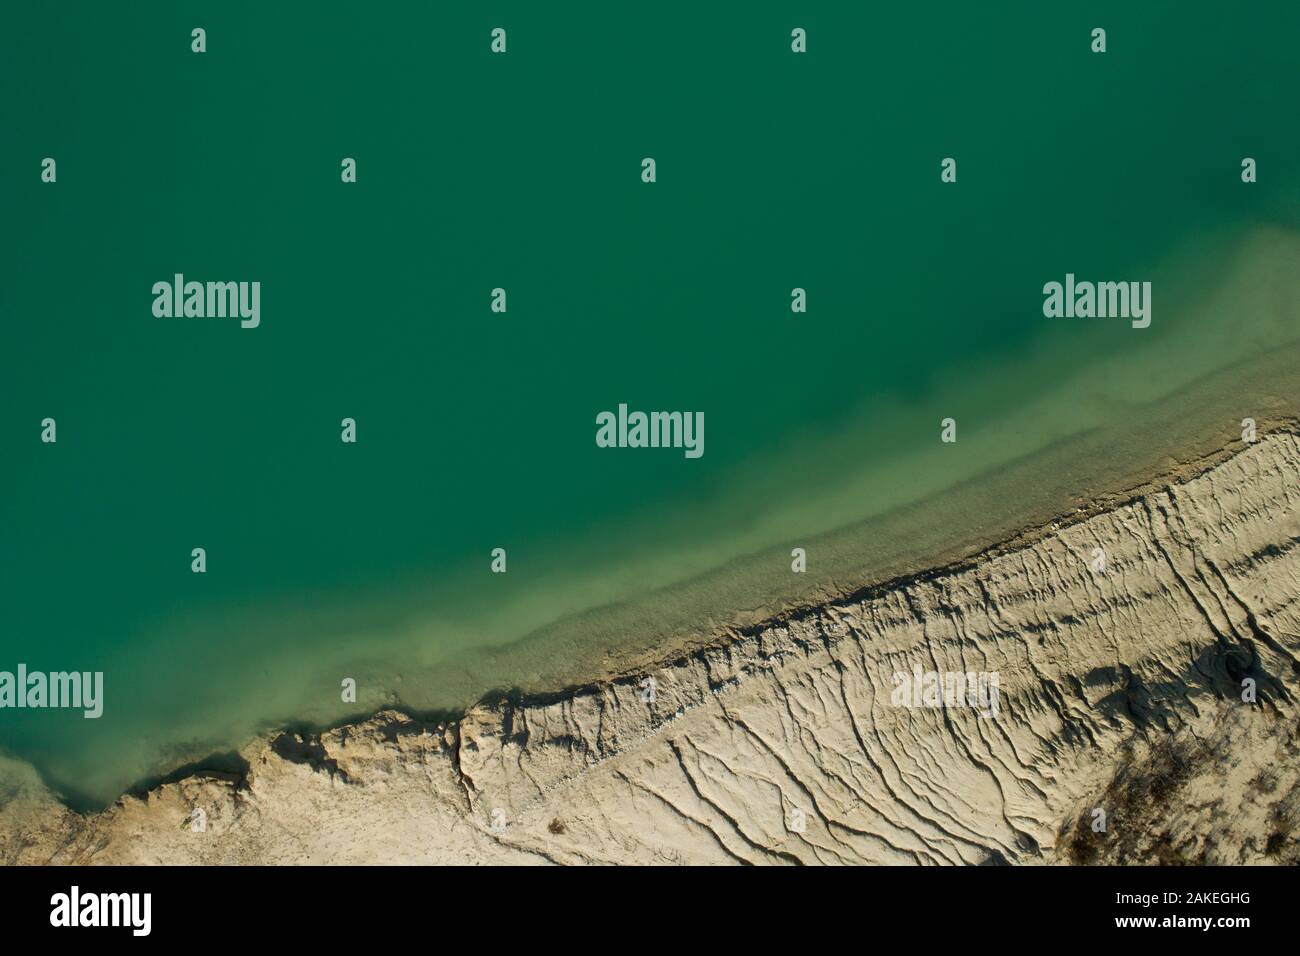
[3,1,1299,807]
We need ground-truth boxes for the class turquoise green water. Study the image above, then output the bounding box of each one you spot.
[3,2,1299,807]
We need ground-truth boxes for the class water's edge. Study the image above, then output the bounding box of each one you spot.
[19,417,1297,815]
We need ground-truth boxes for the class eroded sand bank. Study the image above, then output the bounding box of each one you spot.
[4,427,1297,864]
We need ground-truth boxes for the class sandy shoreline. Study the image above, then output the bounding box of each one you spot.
[6,221,1300,843]
[9,221,1299,810]
[420,336,1300,709]
[3,424,1297,864]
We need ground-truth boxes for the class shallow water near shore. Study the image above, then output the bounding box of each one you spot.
[2,2,1300,808]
